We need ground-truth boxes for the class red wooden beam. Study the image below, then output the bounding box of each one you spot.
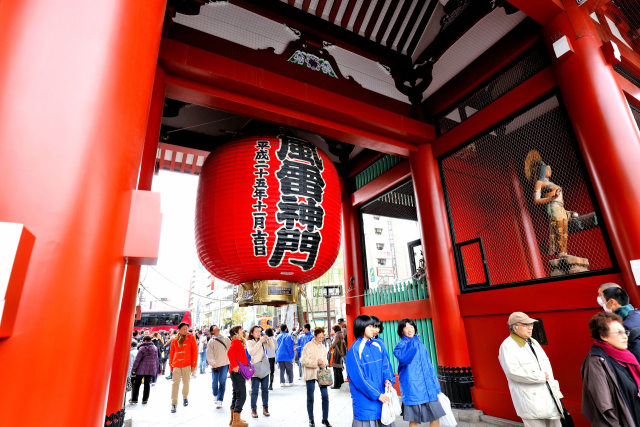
[352,0,371,34]
[432,68,556,157]
[341,0,359,28]
[316,0,328,17]
[329,0,343,24]
[618,74,640,108]
[158,39,432,154]
[507,0,564,25]
[347,151,385,178]
[352,161,411,206]
[364,0,386,40]
[376,1,402,43]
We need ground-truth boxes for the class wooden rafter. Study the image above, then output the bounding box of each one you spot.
[375,0,403,43]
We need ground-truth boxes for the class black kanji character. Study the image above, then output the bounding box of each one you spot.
[276,137,323,170]
[268,227,301,267]
[252,200,268,212]
[276,159,325,201]
[254,149,270,162]
[290,230,321,271]
[254,168,269,178]
[252,212,267,229]
[256,140,271,149]
[251,229,268,257]
[252,186,268,199]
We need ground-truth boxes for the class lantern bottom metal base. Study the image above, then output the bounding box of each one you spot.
[235,280,302,307]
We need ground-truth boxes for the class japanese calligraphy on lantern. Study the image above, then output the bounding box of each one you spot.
[251,140,271,257]
[268,137,326,271]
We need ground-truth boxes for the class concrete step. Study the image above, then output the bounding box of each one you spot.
[453,409,523,427]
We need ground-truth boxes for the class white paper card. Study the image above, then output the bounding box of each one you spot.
[631,259,640,286]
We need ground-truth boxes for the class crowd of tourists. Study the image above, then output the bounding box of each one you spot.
[127,279,640,426]
[127,315,446,426]
[499,282,640,426]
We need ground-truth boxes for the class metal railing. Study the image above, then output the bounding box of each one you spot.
[363,278,428,306]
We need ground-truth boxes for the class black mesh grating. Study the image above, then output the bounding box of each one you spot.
[438,46,550,135]
[630,103,640,131]
[360,180,417,221]
[440,95,614,290]
[613,64,640,88]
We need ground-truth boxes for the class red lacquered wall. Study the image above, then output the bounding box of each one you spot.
[459,273,621,426]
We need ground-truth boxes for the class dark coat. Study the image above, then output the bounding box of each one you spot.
[331,331,347,368]
[132,342,159,376]
[581,346,636,426]
[621,309,640,362]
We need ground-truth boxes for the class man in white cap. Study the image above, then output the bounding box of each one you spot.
[498,312,564,426]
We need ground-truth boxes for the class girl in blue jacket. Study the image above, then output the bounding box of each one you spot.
[393,318,444,427]
[346,315,396,427]
[371,316,394,383]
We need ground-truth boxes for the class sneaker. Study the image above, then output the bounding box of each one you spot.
[128,400,138,405]
[183,398,189,407]
[171,405,177,413]
[142,401,148,405]
[216,400,223,408]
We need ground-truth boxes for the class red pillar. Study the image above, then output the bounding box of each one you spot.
[0,1,166,425]
[105,67,166,424]
[545,3,640,303]
[341,179,364,343]
[410,144,472,403]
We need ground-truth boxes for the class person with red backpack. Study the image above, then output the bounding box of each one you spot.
[169,322,198,413]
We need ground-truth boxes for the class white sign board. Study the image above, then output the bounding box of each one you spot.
[631,259,640,286]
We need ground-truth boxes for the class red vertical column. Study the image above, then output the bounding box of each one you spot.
[0,1,166,426]
[341,178,364,344]
[410,144,472,405]
[545,3,640,303]
[105,67,166,424]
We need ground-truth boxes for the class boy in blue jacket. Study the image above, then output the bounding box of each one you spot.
[276,324,294,386]
[346,315,396,426]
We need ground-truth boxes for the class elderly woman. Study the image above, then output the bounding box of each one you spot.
[582,312,640,425]
[301,327,332,427]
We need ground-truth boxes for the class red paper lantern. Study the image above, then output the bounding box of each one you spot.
[195,135,342,299]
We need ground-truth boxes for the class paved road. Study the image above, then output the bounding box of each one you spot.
[125,366,413,427]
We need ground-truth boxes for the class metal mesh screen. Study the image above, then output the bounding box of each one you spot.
[440,95,614,289]
[630,103,640,131]
[437,46,550,135]
[613,64,640,88]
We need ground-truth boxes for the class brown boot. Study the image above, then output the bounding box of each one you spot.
[263,406,270,417]
[251,408,258,418]
[229,408,233,426]
[231,412,248,427]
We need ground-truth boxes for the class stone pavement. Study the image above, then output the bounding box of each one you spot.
[125,366,521,427]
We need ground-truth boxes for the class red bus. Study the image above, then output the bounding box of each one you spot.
[133,310,191,333]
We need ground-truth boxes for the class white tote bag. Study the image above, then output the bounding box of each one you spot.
[380,385,401,425]
[438,393,457,427]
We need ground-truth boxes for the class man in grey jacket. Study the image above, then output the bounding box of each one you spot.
[206,325,231,408]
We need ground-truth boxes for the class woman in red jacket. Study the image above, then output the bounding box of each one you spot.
[169,322,198,413]
[227,325,249,427]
